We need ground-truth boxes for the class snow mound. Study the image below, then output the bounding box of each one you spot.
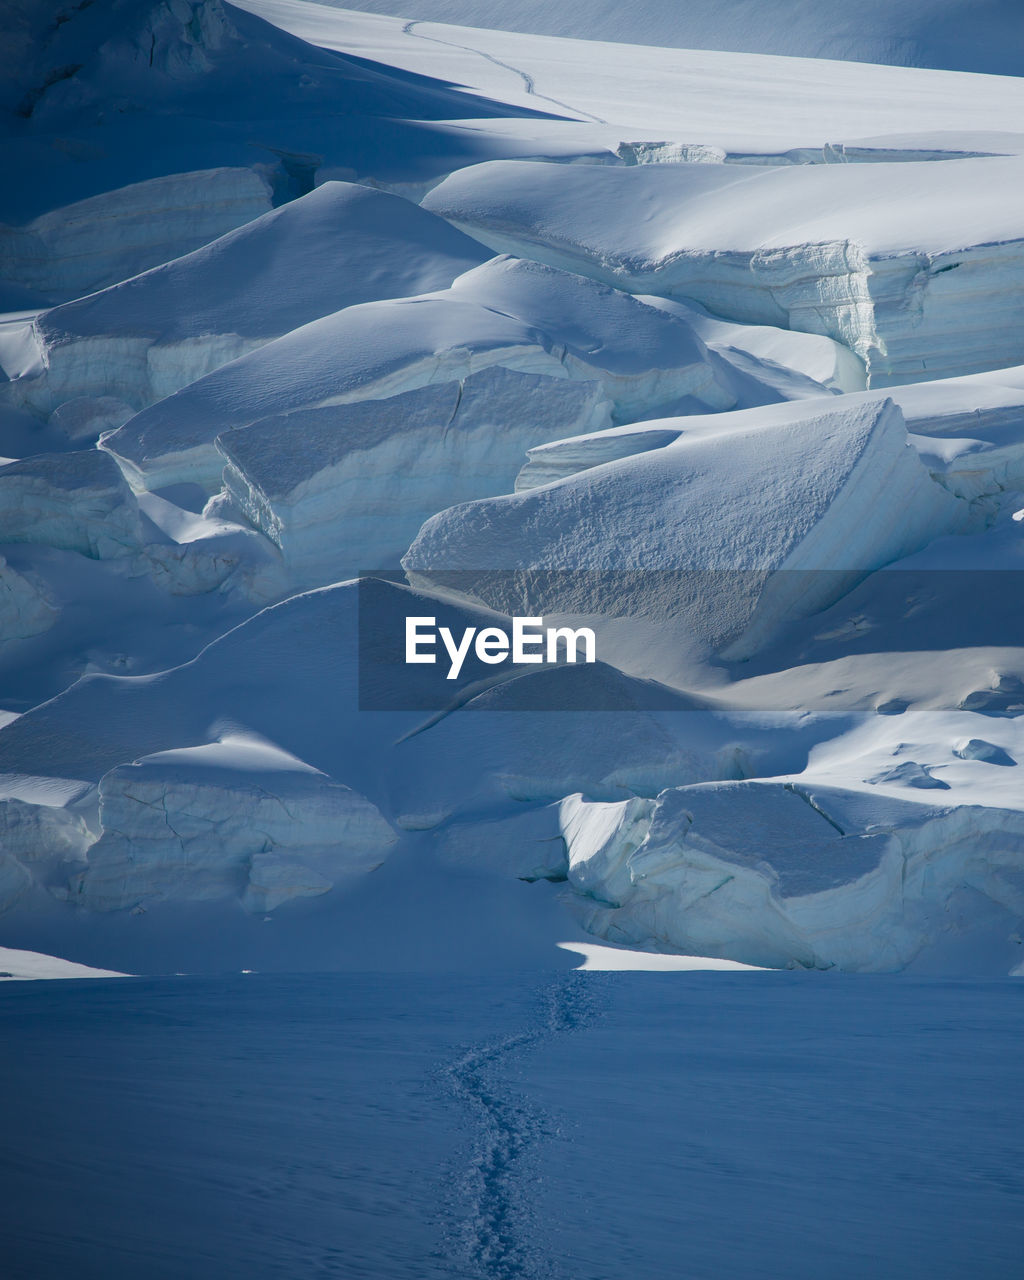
[0,579,730,848]
[558,781,1024,972]
[423,157,1024,386]
[404,397,968,669]
[19,181,489,415]
[101,256,739,491]
[213,365,610,587]
[69,736,396,912]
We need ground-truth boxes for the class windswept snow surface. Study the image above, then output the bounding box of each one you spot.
[306,0,1024,77]
[1,973,1022,1280]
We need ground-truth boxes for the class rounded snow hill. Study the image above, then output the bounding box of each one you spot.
[308,0,1024,77]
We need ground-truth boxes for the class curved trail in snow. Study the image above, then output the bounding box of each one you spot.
[438,974,599,1279]
[402,21,608,125]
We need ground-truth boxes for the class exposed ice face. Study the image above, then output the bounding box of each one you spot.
[423,158,1024,387]
[0,555,57,645]
[0,796,93,864]
[0,796,94,916]
[559,779,1024,972]
[68,737,396,912]
[0,169,274,304]
[0,450,144,559]
[100,256,740,491]
[213,365,611,587]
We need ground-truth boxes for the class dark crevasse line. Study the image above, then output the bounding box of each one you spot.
[436,974,600,1280]
[402,21,608,125]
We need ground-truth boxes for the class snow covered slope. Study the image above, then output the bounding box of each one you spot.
[405,398,969,668]
[308,0,1024,77]
[244,0,1024,154]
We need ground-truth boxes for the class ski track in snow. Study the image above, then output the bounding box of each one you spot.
[437,973,599,1280]
[402,20,608,124]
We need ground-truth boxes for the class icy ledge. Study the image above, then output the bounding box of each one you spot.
[0,168,273,303]
[423,157,1024,386]
[558,783,1024,973]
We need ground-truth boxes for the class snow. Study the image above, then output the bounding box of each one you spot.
[0,168,274,304]
[244,0,1024,154]
[72,735,396,912]
[556,941,767,970]
[0,450,144,559]
[3,3,1024,1267]
[17,181,489,415]
[515,363,1024,506]
[101,255,746,491]
[213,365,610,585]
[306,0,1024,77]
[559,780,1024,972]
[405,397,968,669]
[0,945,126,981]
[0,972,1020,1277]
[1,0,1024,986]
[423,156,1024,385]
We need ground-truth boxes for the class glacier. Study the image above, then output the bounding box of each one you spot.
[1,0,1024,985]
[405,397,969,670]
[3,3,1024,1274]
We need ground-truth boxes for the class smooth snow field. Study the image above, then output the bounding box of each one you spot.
[4,0,1024,1273]
[1,971,1021,1280]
